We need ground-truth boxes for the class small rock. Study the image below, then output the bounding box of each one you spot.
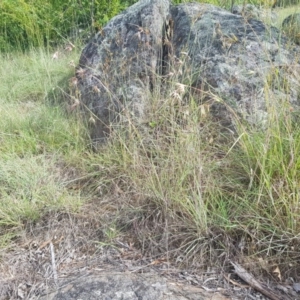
[293,282,300,293]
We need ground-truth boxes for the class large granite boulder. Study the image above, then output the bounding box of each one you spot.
[75,0,300,142]
[76,0,170,142]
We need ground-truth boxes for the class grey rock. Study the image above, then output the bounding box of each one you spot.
[293,282,300,293]
[39,272,229,300]
[77,0,170,143]
[76,0,300,142]
[231,4,261,19]
[171,3,299,127]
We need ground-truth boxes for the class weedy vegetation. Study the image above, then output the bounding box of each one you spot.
[0,0,300,286]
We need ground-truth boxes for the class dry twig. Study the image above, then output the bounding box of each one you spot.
[50,242,58,286]
[231,261,290,300]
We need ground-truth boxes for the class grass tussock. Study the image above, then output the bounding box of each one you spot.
[87,72,300,277]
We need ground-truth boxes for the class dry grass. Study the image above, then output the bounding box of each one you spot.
[87,81,300,277]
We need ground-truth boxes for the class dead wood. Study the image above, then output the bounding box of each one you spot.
[231,261,290,300]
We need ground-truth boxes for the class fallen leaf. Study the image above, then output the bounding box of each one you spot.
[272,266,281,281]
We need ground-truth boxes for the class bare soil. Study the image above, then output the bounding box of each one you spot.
[0,202,297,300]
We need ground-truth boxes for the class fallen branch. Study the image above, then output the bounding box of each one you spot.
[223,273,249,288]
[230,261,289,300]
[50,242,58,286]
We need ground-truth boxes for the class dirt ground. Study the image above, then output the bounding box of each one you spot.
[0,205,297,300]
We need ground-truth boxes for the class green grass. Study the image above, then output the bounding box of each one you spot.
[1,48,74,103]
[0,47,88,155]
[0,154,83,226]
[0,47,89,245]
[238,104,300,234]
[274,4,300,26]
[0,0,139,52]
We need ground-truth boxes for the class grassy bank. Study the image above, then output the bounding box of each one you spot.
[0,2,299,286]
[1,45,299,279]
